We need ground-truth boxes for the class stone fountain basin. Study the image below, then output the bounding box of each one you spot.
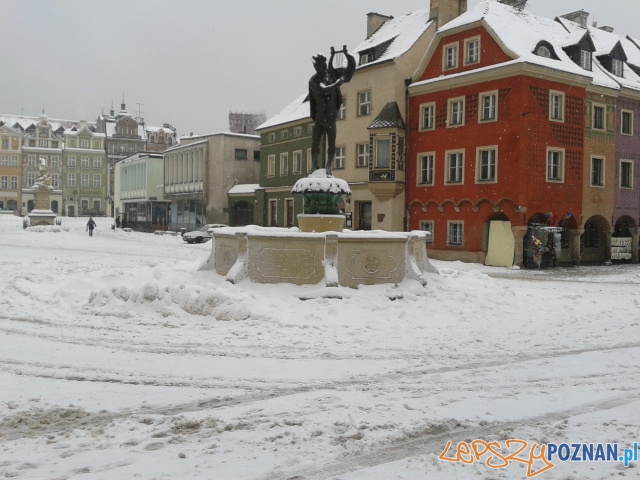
[207,226,438,288]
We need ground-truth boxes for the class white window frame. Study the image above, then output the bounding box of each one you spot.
[590,156,605,187]
[479,91,498,122]
[420,102,436,131]
[67,156,76,168]
[356,143,369,168]
[67,173,76,187]
[442,41,459,70]
[447,97,465,127]
[268,199,278,227]
[549,91,565,122]
[620,159,634,189]
[592,103,606,131]
[546,147,565,183]
[338,97,346,120]
[306,148,312,173]
[358,91,371,116]
[375,137,391,169]
[279,152,289,175]
[580,49,592,70]
[267,155,275,177]
[81,156,90,169]
[80,173,89,187]
[417,152,435,186]
[621,110,633,136]
[293,150,302,174]
[476,146,498,183]
[93,174,101,187]
[612,58,623,77]
[93,157,102,169]
[464,37,480,65]
[419,220,434,245]
[445,149,465,184]
[447,221,464,246]
[334,146,345,169]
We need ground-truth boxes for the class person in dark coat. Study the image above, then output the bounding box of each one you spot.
[87,217,96,237]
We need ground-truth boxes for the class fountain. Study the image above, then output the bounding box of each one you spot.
[206,46,438,289]
[27,158,57,226]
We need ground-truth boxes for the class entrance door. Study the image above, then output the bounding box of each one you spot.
[68,206,75,217]
[357,201,372,230]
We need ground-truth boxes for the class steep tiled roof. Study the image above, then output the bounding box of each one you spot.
[368,102,406,129]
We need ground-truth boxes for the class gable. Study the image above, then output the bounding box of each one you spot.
[417,25,514,82]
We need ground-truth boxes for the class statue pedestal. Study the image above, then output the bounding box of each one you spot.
[28,184,56,226]
[28,209,57,226]
[297,214,345,233]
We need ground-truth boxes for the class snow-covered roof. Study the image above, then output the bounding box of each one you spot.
[0,114,94,134]
[354,8,432,69]
[428,0,620,91]
[256,93,309,131]
[228,184,260,195]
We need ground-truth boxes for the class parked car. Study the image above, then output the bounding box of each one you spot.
[182,224,228,243]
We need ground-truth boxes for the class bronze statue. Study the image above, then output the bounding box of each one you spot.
[308,46,355,176]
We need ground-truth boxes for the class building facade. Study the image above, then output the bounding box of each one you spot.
[0,124,23,212]
[163,133,260,230]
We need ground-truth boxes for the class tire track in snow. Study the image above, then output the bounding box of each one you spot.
[262,392,640,480]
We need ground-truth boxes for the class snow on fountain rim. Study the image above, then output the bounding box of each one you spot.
[291,169,351,195]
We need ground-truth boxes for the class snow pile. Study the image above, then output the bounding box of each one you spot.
[291,168,351,195]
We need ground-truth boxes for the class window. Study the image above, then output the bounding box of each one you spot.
[11,156,18,167]
[419,220,434,244]
[375,138,390,168]
[448,98,465,126]
[443,42,458,70]
[51,174,59,188]
[476,147,497,182]
[592,104,605,130]
[464,37,480,65]
[445,150,464,184]
[294,126,302,137]
[27,173,35,187]
[93,174,101,187]
[420,103,435,130]
[281,130,289,140]
[479,92,497,122]
[620,160,633,188]
[536,45,552,58]
[549,91,565,121]
[0,155,7,166]
[591,157,604,187]
[1,139,7,149]
[280,152,288,175]
[338,98,346,120]
[234,149,248,160]
[81,156,90,169]
[68,156,77,167]
[268,133,275,142]
[80,139,89,148]
[580,50,592,70]
[293,151,302,174]
[10,176,17,189]
[267,155,275,177]
[418,153,434,185]
[334,146,345,169]
[28,155,36,166]
[67,173,76,187]
[622,110,633,135]
[51,156,60,167]
[612,58,623,77]
[1,176,7,189]
[93,200,100,212]
[448,221,463,246]
[93,157,102,169]
[546,148,565,182]
[81,174,89,187]
[39,139,48,147]
[356,143,369,167]
[358,91,371,116]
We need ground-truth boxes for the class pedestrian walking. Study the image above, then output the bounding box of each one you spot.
[87,217,96,237]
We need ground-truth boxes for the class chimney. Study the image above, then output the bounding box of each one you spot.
[560,10,589,28]
[366,12,393,38]
[430,0,467,28]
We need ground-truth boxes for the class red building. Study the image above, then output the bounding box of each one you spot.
[406,1,595,265]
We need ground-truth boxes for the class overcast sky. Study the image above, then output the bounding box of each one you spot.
[1,0,638,137]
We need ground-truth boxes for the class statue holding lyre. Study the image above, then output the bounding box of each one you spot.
[308,45,356,176]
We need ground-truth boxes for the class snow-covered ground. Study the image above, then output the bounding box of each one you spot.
[0,214,638,480]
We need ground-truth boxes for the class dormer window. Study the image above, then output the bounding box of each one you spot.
[534,41,558,60]
[580,50,592,70]
[359,51,375,65]
[537,45,551,58]
[612,58,623,77]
